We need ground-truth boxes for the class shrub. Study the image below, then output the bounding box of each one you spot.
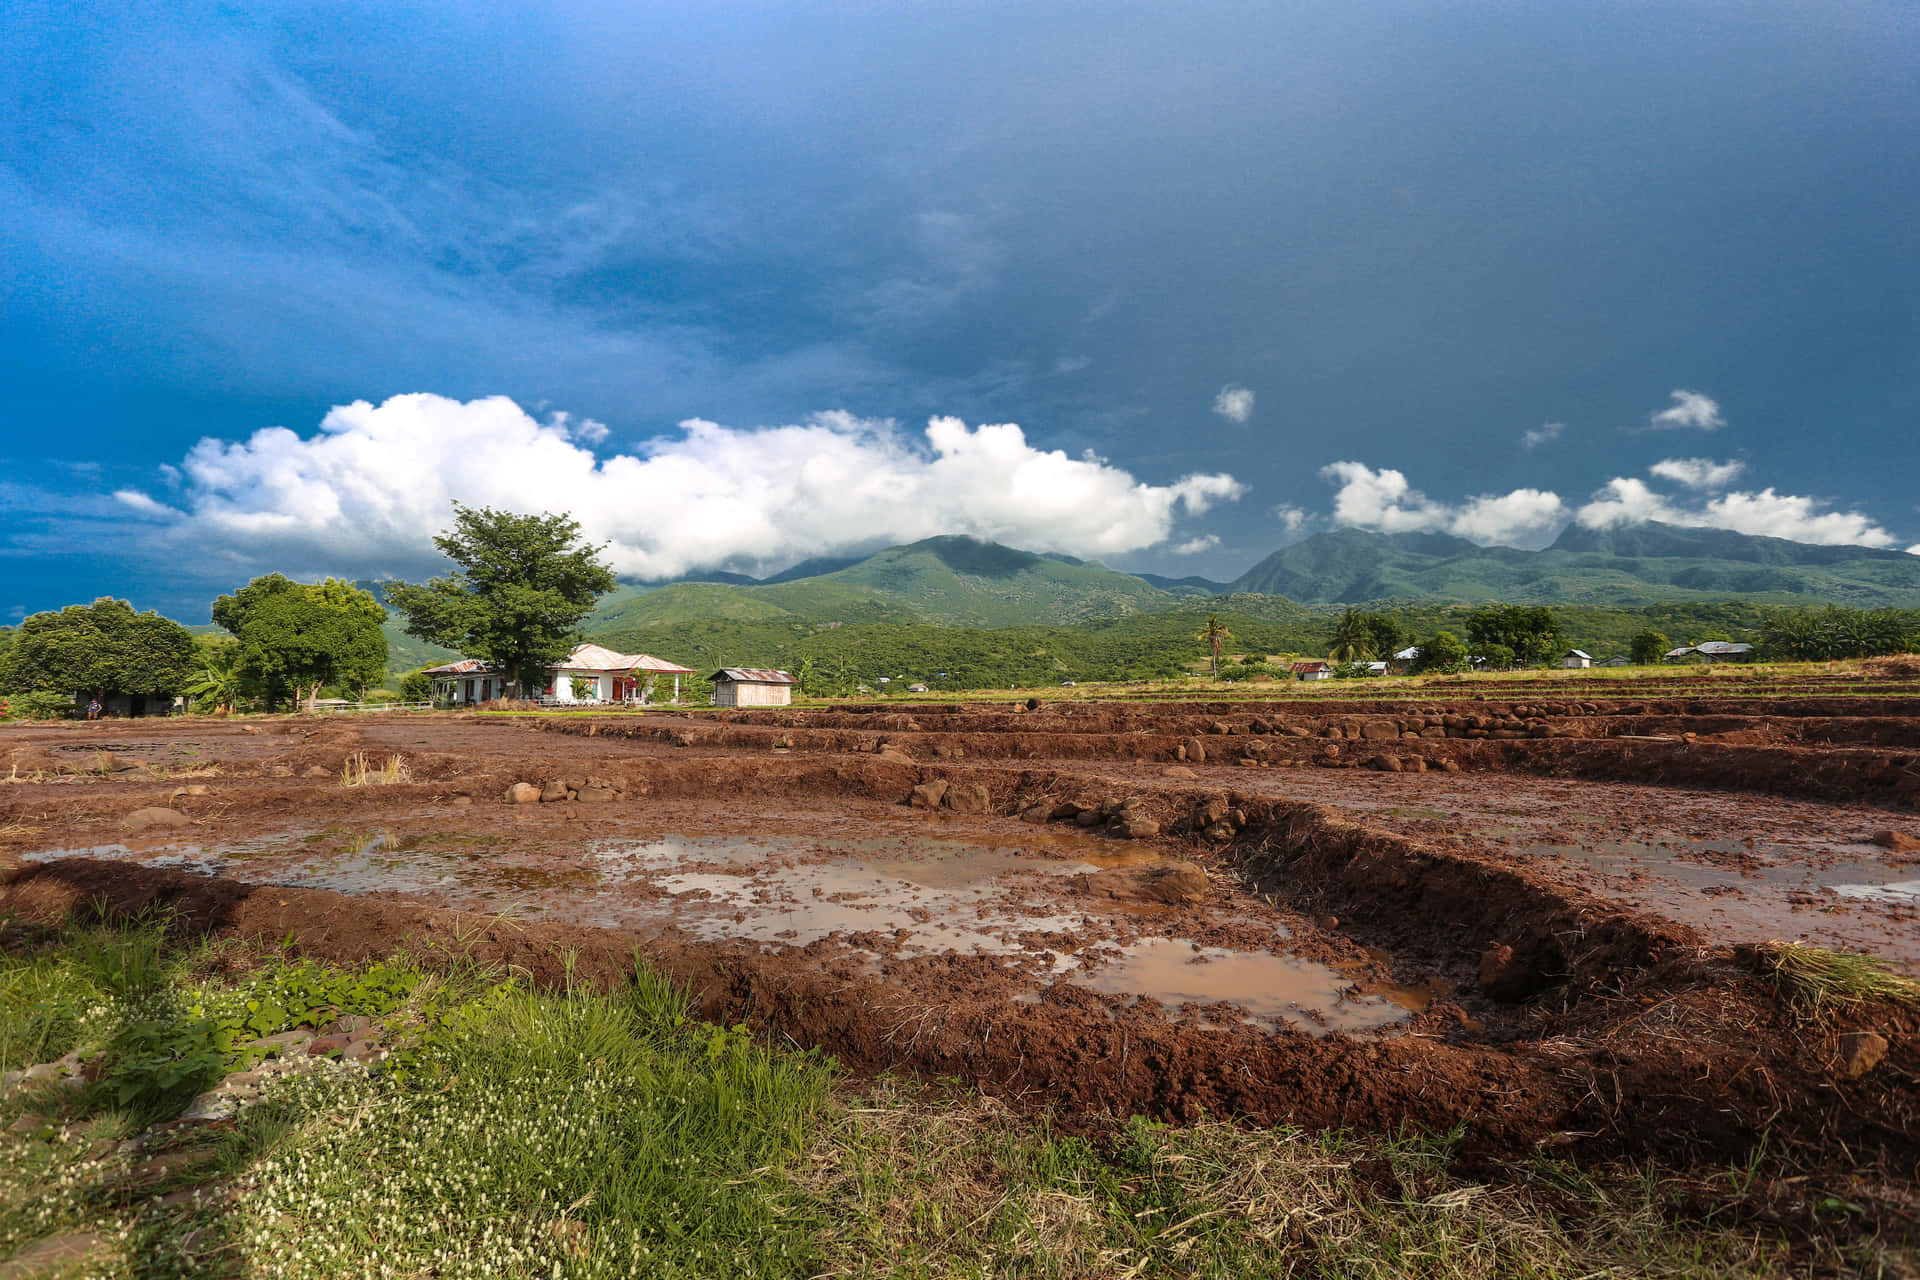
[1,690,74,720]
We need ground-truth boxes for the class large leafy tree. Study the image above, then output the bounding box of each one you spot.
[385,504,617,696]
[1408,630,1470,674]
[212,575,389,711]
[1629,629,1671,665]
[1465,604,1567,667]
[0,598,197,702]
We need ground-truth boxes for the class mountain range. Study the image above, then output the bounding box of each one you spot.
[580,525,1920,636]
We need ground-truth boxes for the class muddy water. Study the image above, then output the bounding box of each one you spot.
[1070,938,1407,1034]
[26,826,1405,1036]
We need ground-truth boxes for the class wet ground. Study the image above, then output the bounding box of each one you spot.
[2,683,1916,1172]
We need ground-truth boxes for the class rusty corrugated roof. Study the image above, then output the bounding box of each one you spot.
[708,668,795,684]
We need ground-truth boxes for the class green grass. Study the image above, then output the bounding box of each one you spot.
[1753,942,1920,1014]
[0,920,1906,1277]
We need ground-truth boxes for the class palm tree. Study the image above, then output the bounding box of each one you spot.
[1196,614,1234,681]
[1327,607,1377,663]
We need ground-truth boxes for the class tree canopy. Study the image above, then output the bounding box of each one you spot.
[0,598,197,699]
[1408,630,1470,674]
[1629,629,1671,665]
[385,504,617,695]
[1465,605,1567,667]
[212,575,389,710]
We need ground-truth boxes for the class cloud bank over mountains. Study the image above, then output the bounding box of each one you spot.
[113,394,1245,580]
[99,388,1913,588]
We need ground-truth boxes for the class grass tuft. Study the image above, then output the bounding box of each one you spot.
[340,751,411,787]
[1754,941,1920,1013]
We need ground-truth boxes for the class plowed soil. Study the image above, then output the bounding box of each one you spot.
[3,681,1917,1222]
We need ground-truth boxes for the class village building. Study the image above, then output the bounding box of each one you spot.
[425,658,501,706]
[1664,641,1757,664]
[1291,660,1332,681]
[426,644,695,706]
[708,667,796,707]
[545,643,694,704]
[1562,648,1594,669]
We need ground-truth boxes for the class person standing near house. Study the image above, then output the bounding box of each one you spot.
[86,697,102,720]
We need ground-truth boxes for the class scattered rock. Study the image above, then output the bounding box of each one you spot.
[671,731,696,747]
[1438,759,1462,773]
[1074,808,1103,827]
[1049,801,1083,821]
[1161,766,1198,780]
[1180,737,1207,765]
[1201,821,1235,841]
[1018,803,1051,824]
[576,785,616,804]
[1086,860,1207,903]
[307,1035,352,1058]
[247,1029,314,1057]
[1193,797,1230,828]
[121,806,191,831]
[876,748,917,767]
[504,782,542,805]
[1364,754,1402,773]
[1839,1030,1889,1078]
[1869,829,1920,854]
[771,733,795,750]
[1025,697,1042,711]
[1315,915,1340,931]
[170,784,212,799]
[178,1092,241,1122]
[1359,721,1400,741]
[908,779,949,810]
[540,779,570,803]
[945,783,991,814]
[1207,721,1231,736]
[1113,818,1160,839]
[1404,756,1428,773]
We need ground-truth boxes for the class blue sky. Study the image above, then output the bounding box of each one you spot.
[4,0,1917,619]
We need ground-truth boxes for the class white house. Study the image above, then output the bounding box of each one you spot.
[425,658,502,706]
[545,643,694,704]
[708,667,796,707]
[1290,660,1332,681]
[1561,649,1594,669]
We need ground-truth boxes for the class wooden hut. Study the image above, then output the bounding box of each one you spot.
[708,667,796,707]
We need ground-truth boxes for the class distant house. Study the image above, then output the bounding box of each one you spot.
[1363,661,1389,676]
[426,658,502,706]
[1664,642,1757,664]
[1601,656,1632,668]
[907,683,929,693]
[1562,649,1594,669]
[547,643,694,704]
[427,644,695,706]
[709,667,796,707]
[1291,660,1332,681]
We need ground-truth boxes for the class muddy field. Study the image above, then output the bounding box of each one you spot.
[3,680,1918,1223]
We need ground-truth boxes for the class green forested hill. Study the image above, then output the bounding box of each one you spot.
[586,536,1183,632]
[1229,523,1920,606]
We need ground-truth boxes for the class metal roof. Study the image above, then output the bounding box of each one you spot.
[708,667,796,685]
[1566,649,1593,660]
[424,658,494,674]
[1694,641,1754,654]
[551,643,694,675]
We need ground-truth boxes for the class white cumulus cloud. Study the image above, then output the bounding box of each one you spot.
[1272,504,1308,532]
[1212,385,1254,424]
[1909,544,1920,556]
[1576,476,1895,547]
[1318,461,1567,548]
[1647,389,1725,431]
[1648,457,1745,490]
[1170,534,1219,555]
[112,394,1247,580]
[1520,422,1563,450]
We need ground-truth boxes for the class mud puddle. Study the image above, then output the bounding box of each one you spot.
[1067,937,1408,1035]
[26,826,1410,1036]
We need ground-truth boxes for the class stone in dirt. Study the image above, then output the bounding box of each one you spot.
[908,779,948,809]
[1075,808,1103,827]
[1201,821,1235,841]
[1359,721,1399,741]
[1161,766,1198,780]
[1838,1031,1888,1078]
[1364,755,1402,772]
[1113,817,1160,839]
[540,780,570,803]
[1868,829,1920,854]
[1086,860,1207,903]
[1049,801,1083,821]
[505,782,542,805]
[945,783,991,814]
[122,806,190,831]
[876,749,917,766]
[1181,737,1207,764]
[1018,804,1051,824]
[576,785,616,804]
